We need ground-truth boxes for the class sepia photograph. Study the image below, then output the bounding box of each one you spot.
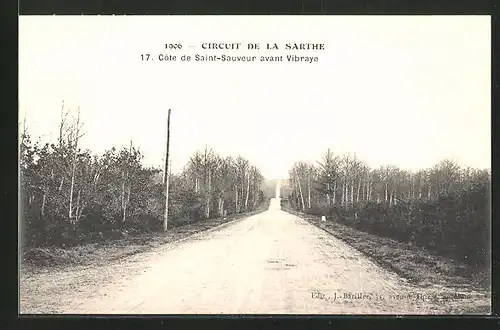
[19,15,491,314]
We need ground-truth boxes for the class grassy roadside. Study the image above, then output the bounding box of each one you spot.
[283,208,490,292]
[21,207,268,273]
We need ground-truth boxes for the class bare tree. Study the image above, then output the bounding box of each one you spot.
[121,139,133,224]
[68,106,85,223]
[244,168,251,211]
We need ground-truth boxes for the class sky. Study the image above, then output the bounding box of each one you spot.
[19,16,491,179]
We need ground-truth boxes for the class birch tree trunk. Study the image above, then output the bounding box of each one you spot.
[121,173,126,222]
[368,180,372,201]
[205,168,211,219]
[326,182,331,205]
[244,170,250,211]
[361,180,366,202]
[346,181,349,205]
[218,196,224,216]
[122,140,132,224]
[332,181,336,204]
[296,175,305,211]
[307,172,311,209]
[356,180,361,203]
[76,189,81,222]
[235,185,239,214]
[253,189,257,210]
[68,108,82,222]
[350,180,354,204]
[94,170,100,188]
[69,152,77,220]
[341,182,345,205]
[343,181,347,205]
[366,180,369,201]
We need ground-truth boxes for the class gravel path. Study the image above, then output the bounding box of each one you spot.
[20,198,489,314]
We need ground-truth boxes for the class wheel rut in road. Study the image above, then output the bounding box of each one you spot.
[21,199,491,314]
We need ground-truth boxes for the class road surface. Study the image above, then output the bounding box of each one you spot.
[21,198,483,314]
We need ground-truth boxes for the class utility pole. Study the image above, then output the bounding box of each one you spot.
[163,109,171,231]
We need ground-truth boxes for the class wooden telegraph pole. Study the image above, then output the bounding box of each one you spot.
[163,109,171,231]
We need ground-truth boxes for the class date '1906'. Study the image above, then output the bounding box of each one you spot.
[165,43,182,50]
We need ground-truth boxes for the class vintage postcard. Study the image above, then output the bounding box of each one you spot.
[19,15,491,314]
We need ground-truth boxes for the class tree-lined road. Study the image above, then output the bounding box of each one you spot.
[32,198,477,314]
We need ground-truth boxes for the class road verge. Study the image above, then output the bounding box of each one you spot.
[283,208,490,293]
[21,207,268,274]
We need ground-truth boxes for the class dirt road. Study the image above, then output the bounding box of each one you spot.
[20,198,489,314]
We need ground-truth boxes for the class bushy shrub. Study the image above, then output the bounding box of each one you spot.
[19,131,267,248]
[293,181,489,268]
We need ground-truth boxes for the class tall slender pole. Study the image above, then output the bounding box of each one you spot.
[164,109,171,231]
